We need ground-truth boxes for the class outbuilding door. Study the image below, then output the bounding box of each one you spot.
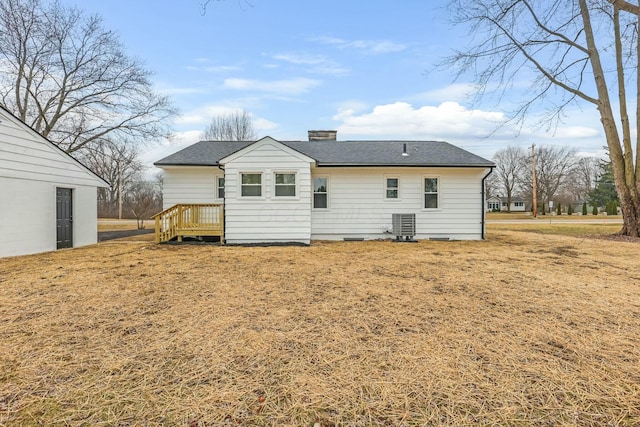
[56,188,73,249]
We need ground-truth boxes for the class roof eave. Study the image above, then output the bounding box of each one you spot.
[154,162,221,167]
[315,163,495,168]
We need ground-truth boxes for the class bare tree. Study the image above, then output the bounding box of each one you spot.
[80,139,143,219]
[445,0,640,236]
[0,0,176,154]
[567,156,599,202]
[520,146,578,210]
[485,172,500,199]
[125,180,162,229]
[492,146,527,212]
[202,110,257,141]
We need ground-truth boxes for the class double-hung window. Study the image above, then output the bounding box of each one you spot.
[217,177,225,199]
[424,177,439,209]
[313,177,328,209]
[385,177,399,199]
[241,173,262,197]
[274,173,296,197]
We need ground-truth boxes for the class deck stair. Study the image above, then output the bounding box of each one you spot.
[152,204,224,243]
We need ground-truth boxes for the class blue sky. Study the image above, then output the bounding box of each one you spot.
[78,0,607,169]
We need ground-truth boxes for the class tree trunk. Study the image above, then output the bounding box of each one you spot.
[579,0,640,236]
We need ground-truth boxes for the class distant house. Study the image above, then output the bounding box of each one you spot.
[486,195,526,212]
[487,196,502,212]
[0,105,108,258]
[154,131,495,244]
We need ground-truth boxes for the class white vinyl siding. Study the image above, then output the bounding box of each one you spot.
[0,108,106,257]
[222,138,313,244]
[311,167,487,240]
[0,178,98,257]
[0,110,106,188]
[161,166,223,209]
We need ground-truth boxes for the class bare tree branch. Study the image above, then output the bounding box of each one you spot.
[445,0,640,236]
[492,146,527,212]
[201,110,257,141]
[0,0,177,155]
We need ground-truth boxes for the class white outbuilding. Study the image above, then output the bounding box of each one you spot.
[0,105,109,258]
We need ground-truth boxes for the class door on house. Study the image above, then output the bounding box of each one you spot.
[56,188,73,249]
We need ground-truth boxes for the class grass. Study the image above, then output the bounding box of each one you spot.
[488,222,624,237]
[97,221,140,232]
[1,226,639,426]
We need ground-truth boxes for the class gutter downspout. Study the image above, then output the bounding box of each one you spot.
[481,167,494,240]
[219,164,226,244]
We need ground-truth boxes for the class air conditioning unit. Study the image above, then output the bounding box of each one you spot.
[392,213,416,241]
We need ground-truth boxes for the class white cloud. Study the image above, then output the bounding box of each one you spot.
[269,52,350,76]
[223,77,321,95]
[331,101,610,161]
[176,105,242,125]
[552,126,600,139]
[254,117,279,133]
[175,102,277,139]
[312,36,345,45]
[348,40,406,54]
[139,130,202,168]
[412,83,480,103]
[334,101,505,139]
[311,36,406,54]
[334,100,370,116]
[176,100,266,126]
[185,65,243,73]
[272,53,326,65]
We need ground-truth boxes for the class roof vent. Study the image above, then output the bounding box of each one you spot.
[308,130,337,141]
[402,143,409,156]
[392,213,416,241]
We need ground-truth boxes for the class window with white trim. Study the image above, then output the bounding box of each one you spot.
[241,173,262,197]
[274,172,296,197]
[385,177,399,199]
[424,177,439,209]
[217,177,225,199]
[313,177,328,209]
[514,201,524,208]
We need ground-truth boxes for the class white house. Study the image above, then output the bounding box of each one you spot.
[0,105,109,258]
[154,131,495,244]
[487,195,526,212]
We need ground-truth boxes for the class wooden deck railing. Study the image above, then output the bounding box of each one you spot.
[152,204,224,243]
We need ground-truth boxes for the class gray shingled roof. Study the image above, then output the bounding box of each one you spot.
[154,139,494,167]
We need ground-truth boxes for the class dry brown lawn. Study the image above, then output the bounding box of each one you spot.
[1,229,639,426]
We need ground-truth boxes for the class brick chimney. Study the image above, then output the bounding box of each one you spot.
[308,130,337,141]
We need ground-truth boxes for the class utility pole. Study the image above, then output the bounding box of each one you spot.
[531,144,537,218]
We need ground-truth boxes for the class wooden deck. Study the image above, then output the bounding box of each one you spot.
[152,204,224,243]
